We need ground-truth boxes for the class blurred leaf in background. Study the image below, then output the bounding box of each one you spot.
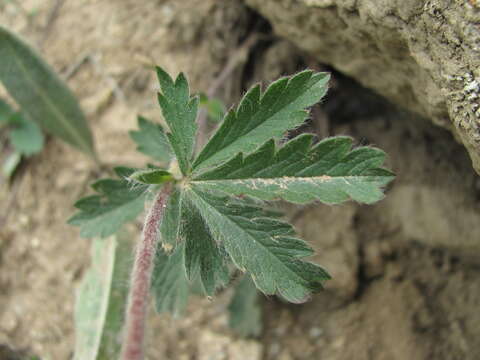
[0,97,15,123]
[0,98,43,178]
[74,232,132,360]
[2,151,21,178]
[0,26,96,158]
[228,275,263,337]
[8,112,44,156]
[199,93,225,123]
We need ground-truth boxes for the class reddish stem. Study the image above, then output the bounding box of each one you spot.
[120,183,173,360]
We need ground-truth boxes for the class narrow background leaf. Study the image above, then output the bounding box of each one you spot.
[0,26,95,157]
[152,243,190,316]
[2,151,21,178]
[74,233,132,360]
[0,98,15,124]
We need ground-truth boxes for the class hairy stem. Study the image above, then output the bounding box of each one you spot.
[120,183,173,360]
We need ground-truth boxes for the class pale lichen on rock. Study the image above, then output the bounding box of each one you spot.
[244,0,480,172]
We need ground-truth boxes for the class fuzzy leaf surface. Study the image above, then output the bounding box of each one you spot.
[186,188,331,303]
[193,70,330,171]
[129,116,172,163]
[193,134,394,204]
[152,243,190,316]
[181,194,230,296]
[156,66,198,175]
[68,167,148,238]
[159,189,183,251]
[228,275,262,337]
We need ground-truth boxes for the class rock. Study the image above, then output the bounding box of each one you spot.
[244,0,480,172]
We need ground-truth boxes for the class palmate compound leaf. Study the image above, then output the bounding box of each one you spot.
[68,167,150,238]
[184,188,331,303]
[192,70,330,172]
[128,116,172,163]
[156,67,198,175]
[192,134,395,204]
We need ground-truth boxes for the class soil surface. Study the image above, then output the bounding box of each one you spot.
[1,1,479,360]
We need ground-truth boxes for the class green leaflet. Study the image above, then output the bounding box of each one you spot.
[228,275,262,337]
[156,190,230,297]
[193,134,394,204]
[159,189,183,251]
[186,188,331,303]
[129,116,172,163]
[8,112,44,156]
[156,66,198,175]
[152,243,190,316]
[199,93,225,123]
[181,194,230,296]
[68,167,148,238]
[129,168,173,185]
[0,27,95,157]
[193,70,330,172]
[74,234,131,360]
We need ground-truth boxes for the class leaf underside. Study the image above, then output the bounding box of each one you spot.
[152,243,190,316]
